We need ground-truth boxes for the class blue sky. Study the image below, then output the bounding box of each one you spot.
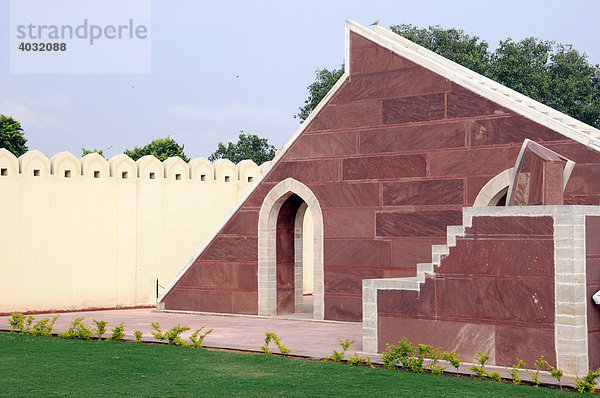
[1,0,599,160]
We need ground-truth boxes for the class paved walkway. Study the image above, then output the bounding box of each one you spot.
[0,308,582,389]
[0,308,363,359]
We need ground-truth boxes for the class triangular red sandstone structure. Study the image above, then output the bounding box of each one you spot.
[160,21,600,329]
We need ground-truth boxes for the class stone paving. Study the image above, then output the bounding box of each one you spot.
[0,308,363,359]
[0,308,582,389]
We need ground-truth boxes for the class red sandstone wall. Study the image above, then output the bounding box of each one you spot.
[276,196,303,314]
[162,29,600,321]
[586,216,600,370]
[378,216,557,367]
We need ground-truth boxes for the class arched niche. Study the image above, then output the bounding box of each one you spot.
[81,153,109,179]
[237,159,260,184]
[136,155,163,180]
[189,158,214,182]
[163,156,189,180]
[0,148,19,178]
[108,154,136,180]
[50,151,81,179]
[213,159,236,183]
[19,150,51,178]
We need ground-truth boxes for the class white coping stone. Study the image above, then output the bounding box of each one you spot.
[473,168,513,207]
[363,21,600,146]
[417,263,434,273]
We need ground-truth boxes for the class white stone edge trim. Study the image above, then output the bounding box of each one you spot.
[552,208,593,376]
[506,139,575,204]
[294,202,309,313]
[257,178,324,319]
[363,21,600,147]
[473,168,513,207]
[363,205,599,377]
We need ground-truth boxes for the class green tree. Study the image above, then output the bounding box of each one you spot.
[81,148,105,158]
[297,24,600,128]
[390,24,490,75]
[208,132,276,165]
[489,39,600,127]
[0,114,28,156]
[296,66,344,122]
[124,137,190,162]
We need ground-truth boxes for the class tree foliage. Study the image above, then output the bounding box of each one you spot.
[124,137,190,162]
[296,66,345,122]
[0,114,28,157]
[297,24,600,128]
[208,132,275,165]
[82,148,105,158]
[390,24,490,75]
[488,38,600,127]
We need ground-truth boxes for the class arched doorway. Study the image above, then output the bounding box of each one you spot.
[257,178,324,319]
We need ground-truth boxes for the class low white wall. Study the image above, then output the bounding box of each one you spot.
[0,149,269,313]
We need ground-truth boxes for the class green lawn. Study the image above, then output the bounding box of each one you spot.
[0,333,576,397]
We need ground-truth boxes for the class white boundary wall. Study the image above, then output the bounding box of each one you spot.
[0,149,268,313]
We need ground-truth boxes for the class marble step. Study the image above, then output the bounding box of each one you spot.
[417,262,434,274]
[394,277,420,291]
[447,225,465,247]
[431,244,449,264]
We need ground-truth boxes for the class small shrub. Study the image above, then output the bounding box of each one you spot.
[339,338,354,351]
[505,358,526,385]
[189,326,213,348]
[322,338,372,368]
[134,330,143,344]
[8,313,25,333]
[325,349,346,363]
[261,332,290,355]
[151,323,190,346]
[93,320,107,340]
[29,318,50,336]
[468,352,490,380]
[382,338,454,375]
[526,356,545,388]
[21,316,35,334]
[574,368,600,394]
[165,325,190,347]
[347,353,374,368]
[408,344,429,373]
[442,351,461,371]
[30,316,59,337]
[426,347,446,375]
[324,338,355,363]
[543,360,563,389]
[59,318,94,340]
[397,337,416,369]
[106,322,125,341]
[489,371,502,383]
[381,343,402,370]
[151,322,164,340]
